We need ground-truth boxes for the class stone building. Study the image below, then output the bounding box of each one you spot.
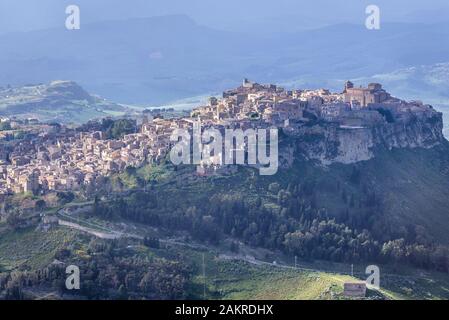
[343,282,367,298]
[343,81,390,107]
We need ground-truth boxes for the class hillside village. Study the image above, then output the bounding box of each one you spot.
[0,79,442,195]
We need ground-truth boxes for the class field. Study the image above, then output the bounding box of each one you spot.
[157,244,449,300]
[1,222,449,300]
[0,227,81,271]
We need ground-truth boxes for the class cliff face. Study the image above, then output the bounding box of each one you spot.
[283,109,444,165]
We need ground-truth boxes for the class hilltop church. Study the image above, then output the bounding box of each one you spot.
[343,81,390,107]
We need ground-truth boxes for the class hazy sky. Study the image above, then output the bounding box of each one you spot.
[1,0,448,34]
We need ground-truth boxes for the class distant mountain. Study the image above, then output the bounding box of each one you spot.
[0,15,251,104]
[2,0,449,34]
[1,15,449,105]
[0,80,127,123]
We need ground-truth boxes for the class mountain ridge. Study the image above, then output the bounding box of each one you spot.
[0,80,128,123]
[2,16,449,104]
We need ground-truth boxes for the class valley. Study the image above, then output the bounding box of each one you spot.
[1,79,449,300]
[1,0,449,306]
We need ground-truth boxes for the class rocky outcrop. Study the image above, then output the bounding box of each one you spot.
[284,108,444,165]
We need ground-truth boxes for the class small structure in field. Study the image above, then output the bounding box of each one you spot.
[344,282,367,298]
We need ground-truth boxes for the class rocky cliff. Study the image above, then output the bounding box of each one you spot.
[283,107,444,165]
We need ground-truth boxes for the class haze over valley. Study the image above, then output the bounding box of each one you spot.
[1,0,449,302]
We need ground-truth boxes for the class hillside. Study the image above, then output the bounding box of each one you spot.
[1,82,449,299]
[0,81,128,123]
[2,140,449,299]
[67,137,448,280]
[1,223,449,300]
[100,139,449,242]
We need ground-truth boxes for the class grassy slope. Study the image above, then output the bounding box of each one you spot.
[215,264,449,300]
[0,226,81,271]
[291,142,449,244]
[357,145,449,243]
[1,224,449,300]
[212,263,354,300]
[174,247,449,300]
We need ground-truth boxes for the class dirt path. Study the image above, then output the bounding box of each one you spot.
[58,220,122,239]
[56,205,422,284]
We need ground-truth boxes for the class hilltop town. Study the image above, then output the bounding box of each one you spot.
[0,79,443,195]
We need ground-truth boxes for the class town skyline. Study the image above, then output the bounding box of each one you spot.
[1,78,442,196]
